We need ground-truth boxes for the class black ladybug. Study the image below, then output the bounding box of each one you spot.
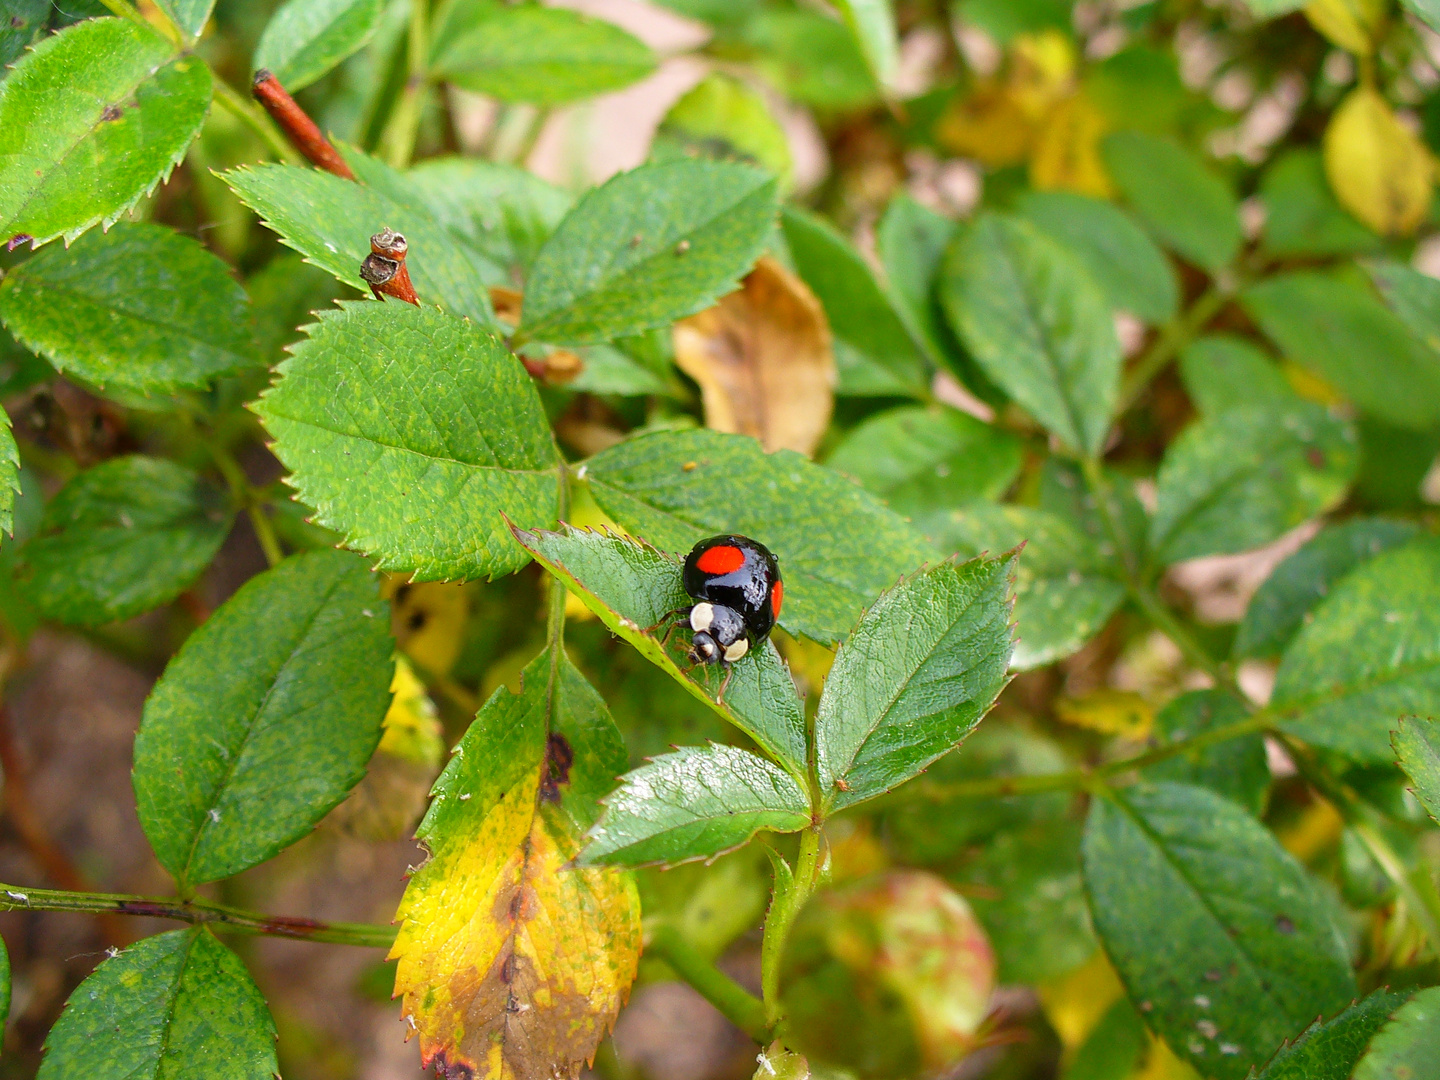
[679,535,782,681]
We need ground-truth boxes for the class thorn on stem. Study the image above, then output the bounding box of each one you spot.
[360,228,420,305]
[251,69,356,180]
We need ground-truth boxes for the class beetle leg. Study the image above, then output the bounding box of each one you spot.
[643,606,687,635]
[716,664,734,702]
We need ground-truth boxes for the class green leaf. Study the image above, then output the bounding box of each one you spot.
[1251,990,1412,1080]
[156,0,215,38]
[955,0,1071,41]
[876,192,957,371]
[570,342,671,397]
[431,0,655,106]
[0,0,47,71]
[133,549,393,886]
[654,73,792,187]
[741,9,877,111]
[1178,334,1296,417]
[16,456,230,626]
[1353,985,1440,1080]
[1242,270,1440,431]
[584,428,935,644]
[1365,257,1440,355]
[1273,537,1440,760]
[0,407,16,538]
[511,524,808,777]
[519,160,776,346]
[253,301,558,581]
[1062,997,1146,1080]
[825,405,1022,533]
[1149,403,1358,563]
[581,743,810,867]
[929,503,1124,669]
[255,0,384,92]
[959,819,1096,984]
[1013,190,1178,324]
[225,152,502,327]
[1393,717,1440,823]
[0,222,256,399]
[1260,149,1379,258]
[940,212,1120,456]
[405,157,572,275]
[0,18,211,248]
[1402,0,1440,33]
[781,204,929,397]
[1101,130,1242,273]
[829,0,898,90]
[247,252,351,365]
[1235,517,1419,660]
[815,554,1015,810]
[37,928,277,1080]
[1082,782,1356,1080]
[1144,690,1269,816]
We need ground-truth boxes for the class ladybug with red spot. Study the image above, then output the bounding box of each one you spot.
[678,535,782,686]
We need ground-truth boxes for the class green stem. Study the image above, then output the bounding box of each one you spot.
[1078,456,1237,693]
[211,78,303,166]
[0,883,395,947]
[207,440,284,568]
[380,0,430,167]
[648,924,769,1042]
[761,825,821,1029]
[507,107,551,167]
[886,710,1271,803]
[1117,284,1228,414]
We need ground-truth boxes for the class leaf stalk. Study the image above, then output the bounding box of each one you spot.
[0,883,396,947]
[646,924,769,1042]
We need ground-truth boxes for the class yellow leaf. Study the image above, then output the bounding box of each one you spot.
[380,656,445,766]
[391,647,641,1079]
[1054,689,1154,739]
[387,578,471,676]
[1008,30,1077,119]
[935,83,1037,166]
[329,657,445,842]
[1277,799,1344,861]
[1324,86,1433,235]
[1304,0,1386,54]
[673,256,835,456]
[1030,93,1115,198]
[1133,1033,1204,1080]
[1037,949,1120,1049]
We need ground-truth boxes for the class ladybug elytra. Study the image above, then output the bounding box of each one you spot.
[679,535,782,678]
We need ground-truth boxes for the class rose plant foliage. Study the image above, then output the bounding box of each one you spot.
[1,0,1440,1076]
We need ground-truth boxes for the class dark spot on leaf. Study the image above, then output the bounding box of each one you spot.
[407,609,428,632]
[540,733,574,803]
[1306,448,1326,469]
[429,1051,475,1080]
[101,105,123,121]
[10,15,23,27]
[1275,914,1295,933]
[500,951,517,984]
[1204,969,1221,981]
[394,583,412,604]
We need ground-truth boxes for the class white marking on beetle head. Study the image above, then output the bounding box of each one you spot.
[690,602,715,632]
[696,638,718,658]
[723,637,749,663]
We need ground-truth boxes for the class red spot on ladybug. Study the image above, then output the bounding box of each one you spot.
[771,579,783,617]
[695,544,745,575]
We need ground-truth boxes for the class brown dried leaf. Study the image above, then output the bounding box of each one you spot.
[673,256,835,456]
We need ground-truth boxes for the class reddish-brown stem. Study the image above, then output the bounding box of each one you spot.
[0,706,128,948]
[360,228,420,305]
[251,69,356,179]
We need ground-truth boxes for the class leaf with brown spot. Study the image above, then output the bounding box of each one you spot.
[673,256,835,456]
[391,645,640,1080]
